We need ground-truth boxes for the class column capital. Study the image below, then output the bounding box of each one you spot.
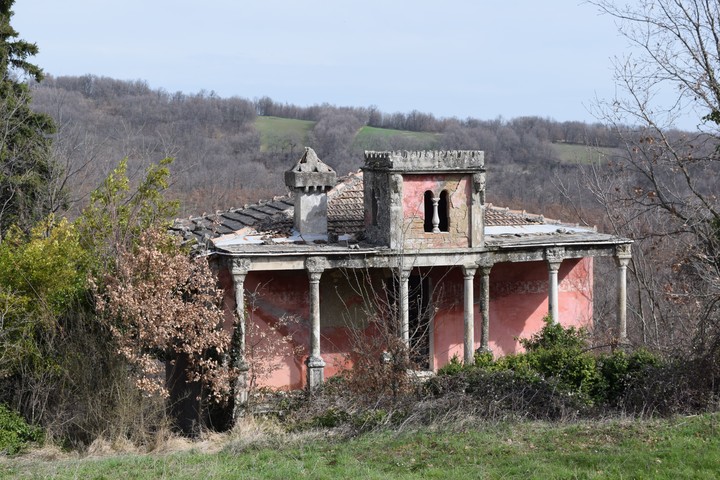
[478,255,494,276]
[398,266,412,280]
[461,264,478,279]
[230,257,251,276]
[305,256,327,276]
[544,246,565,265]
[615,243,632,266]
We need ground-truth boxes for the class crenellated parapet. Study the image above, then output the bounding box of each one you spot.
[364,150,485,172]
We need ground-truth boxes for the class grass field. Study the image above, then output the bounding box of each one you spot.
[353,126,440,150]
[254,116,441,153]
[254,117,608,163]
[551,142,621,164]
[3,414,719,479]
[254,116,316,152]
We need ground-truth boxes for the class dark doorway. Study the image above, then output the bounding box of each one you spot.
[408,275,431,369]
[389,273,432,369]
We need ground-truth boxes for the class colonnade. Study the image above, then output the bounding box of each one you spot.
[230,244,632,395]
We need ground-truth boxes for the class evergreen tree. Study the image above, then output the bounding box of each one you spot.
[0,0,57,235]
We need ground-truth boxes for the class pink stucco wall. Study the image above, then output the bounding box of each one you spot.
[429,258,593,369]
[220,257,594,390]
[401,174,471,248]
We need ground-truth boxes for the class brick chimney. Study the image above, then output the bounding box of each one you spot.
[284,147,337,237]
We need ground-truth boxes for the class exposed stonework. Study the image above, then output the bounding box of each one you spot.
[168,149,635,398]
[364,150,485,171]
[401,174,471,249]
[284,147,336,237]
[362,150,486,250]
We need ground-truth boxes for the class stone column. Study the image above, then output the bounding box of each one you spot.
[431,196,441,233]
[230,258,251,419]
[305,257,326,391]
[398,267,412,346]
[462,265,477,365]
[545,247,564,323]
[615,244,632,341]
[478,261,493,352]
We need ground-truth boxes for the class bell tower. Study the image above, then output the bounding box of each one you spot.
[362,150,485,250]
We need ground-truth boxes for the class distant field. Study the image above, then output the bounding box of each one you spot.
[4,414,719,479]
[254,118,611,162]
[253,118,440,153]
[254,116,316,152]
[551,142,621,164]
[353,126,440,150]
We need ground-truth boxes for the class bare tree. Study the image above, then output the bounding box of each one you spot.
[589,0,720,352]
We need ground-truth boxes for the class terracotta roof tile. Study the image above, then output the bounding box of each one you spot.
[172,171,565,243]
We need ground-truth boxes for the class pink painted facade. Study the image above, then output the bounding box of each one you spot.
[401,174,472,249]
[220,257,594,390]
[186,150,630,397]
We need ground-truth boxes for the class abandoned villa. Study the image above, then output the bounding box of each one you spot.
[174,149,632,398]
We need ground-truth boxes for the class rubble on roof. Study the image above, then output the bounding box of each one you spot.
[171,170,607,251]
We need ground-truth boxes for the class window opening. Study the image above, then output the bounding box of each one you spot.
[423,190,433,232]
[389,273,432,370]
[439,190,449,232]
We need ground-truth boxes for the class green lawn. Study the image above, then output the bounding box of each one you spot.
[253,117,441,153]
[254,116,316,152]
[3,414,719,479]
[353,126,440,150]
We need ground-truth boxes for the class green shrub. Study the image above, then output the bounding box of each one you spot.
[473,349,494,368]
[519,318,588,352]
[437,318,605,404]
[503,318,601,402]
[311,407,350,428]
[0,404,43,455]
[437,355,464,376]
[599,348,664,407]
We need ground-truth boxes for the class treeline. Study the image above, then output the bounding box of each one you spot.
[31,74,626,217]
[256,94,623,145]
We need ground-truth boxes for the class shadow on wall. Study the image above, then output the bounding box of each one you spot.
[489,258,592,355]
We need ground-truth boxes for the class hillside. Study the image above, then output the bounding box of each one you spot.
[29,75,625,218]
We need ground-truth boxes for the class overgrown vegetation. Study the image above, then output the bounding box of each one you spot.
[3,414,720,479]
[3,0,720,463]
[254,319,715,438]
[0,403,42,455]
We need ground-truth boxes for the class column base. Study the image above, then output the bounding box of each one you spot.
[306,356,325,391]
[232,367,250,422]
[475,346,493,360]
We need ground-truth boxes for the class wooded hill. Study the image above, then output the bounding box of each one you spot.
[30,74,626,220]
